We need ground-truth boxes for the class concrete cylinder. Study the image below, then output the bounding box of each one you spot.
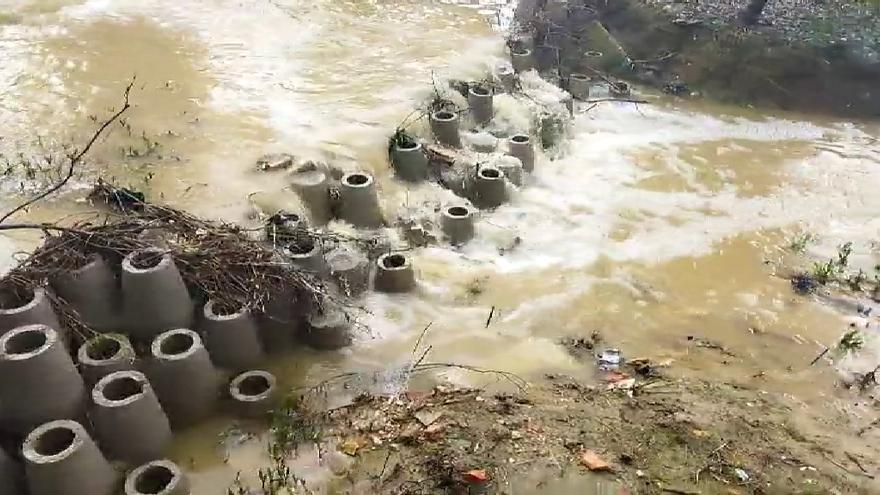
[468,86,493,125]
[282,238,325,273]
[0,287,62,340]
[0,325,86,435]
[51,256,119,333]
[569,73,591,100]
[90,370,172,465]
[265,212,309,246]
[145,329,218,427]
[390,142,428,182]
[0,446,24,494]
[290,168,333,226]
[77,333,136,390]
[23,419,117,495]
[471,166,508,209]
[495,64,517,93]
[610,80,631,98]
[303,306,352,350]
[326,247,369,298]
[201,301,264,371]
[430,110,462,148]
[125,460,189,495]
[545,0,568,24]
[510,47,534,74]
[495,155,524,186]
[229,370,277,418]
[121,251,193,343]
[441,206,476,246]
[534,45,559,72]
[374,253,416,293]
[338,172,383,229]
[467,132,498,154]
[581,50,604,71]
[259,294,302,353]
[507,134,535,173]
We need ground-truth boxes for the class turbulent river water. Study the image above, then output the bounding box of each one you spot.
[2,0,880,493]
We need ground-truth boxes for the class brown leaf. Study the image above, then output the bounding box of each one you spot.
[579,450,612,471]
[464,469,490,482]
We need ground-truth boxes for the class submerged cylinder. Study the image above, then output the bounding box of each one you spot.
[390,142,428,182]
[229,370,277,418]
[373,253,416,293]
[282,237,325,273]
[51,255,119,333]
[121,250,194,343]
[265,212,309,246]
[507,134,535,173]
[23,419,117,495]
[495,155,524,186]
[471,166,508,209]
[468,86,494,125]
[510,47,534,74]
[569,73,591,100]
[201,301,264,371]
[441,206,476,245]
[338,172,383,229]
[495,64,517,93]
[325,246,369,298]
[124,460,190,495]
[259,292,303,353]
[0,287,62,340]
[77,333,136,390]
[430,111,462,148]
[303,306,352,350]
[0,445,24,494]
[0,324,86,435]
[90,370,172,465]
[290,168,333,226]
[145,328,218,427]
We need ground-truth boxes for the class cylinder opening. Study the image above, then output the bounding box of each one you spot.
[135,465,175,494]
[471,86,490,97]
[381,254,407,269]
[285,238,316,256]
[237,374,271,397]
[160,332,194,356]
[612,81,630,92]
[6,329,48,355]
[268,212,300,226]
[345,173,370,186]
[447,206,470,218]
[34,426,76,457]
[0,284,35,310]
[86,337,123,361]
[102,376,144,401]
[510,135,530,144]
[211,300,242,317]
[512,47,531,56]
[130,251,164,269]
[396,140,419,151]
[479,168,501,179]
[584,50,603,58]
[571,73,589,82]
[433,111,456,121]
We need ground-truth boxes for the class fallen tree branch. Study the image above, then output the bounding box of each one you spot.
[586,98,651,104]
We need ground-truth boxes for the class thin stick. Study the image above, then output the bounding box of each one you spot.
[412,321,433,354]
[810,347,829,366]
[485,306,495,328]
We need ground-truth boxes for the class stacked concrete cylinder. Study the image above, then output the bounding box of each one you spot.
[0,287,62,340]
[303,305,352,350]
[373,253,416,293]
[494,155,524,186]
[122,251,193,343]
[510,47,535,73]
[201,301,264,371]
[0,325,85,435]
[229,370,277,418]
[90,370,172,465]
[338,172,383,229]
[441,206,476,245]
[265,212,309,246]
[145,328,218,427]
[282,237,325,273]
[290,168,333,225]
[125,460,189,495]
[468,86,493,125]
[569,73,591,100]
[22,419,117,495]
[470,166,508,209]
[325,246,369,297]
[390,141,428,182]
[0,446,24,494]
[507,134,535,173]
[51,255,119,333]
[77,333,137,389]
[430,110,462,148]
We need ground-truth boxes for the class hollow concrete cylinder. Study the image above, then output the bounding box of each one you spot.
[441,206,476,246]
[77,333,136,390]
[125,460,189,495]
[470,166,508,209]
[290,168,333,225]
[390,142,428,182]
[430,111,462,148]
[511,48,534,73]
[507,134,535,173]
[0,287,62,340]
[495,155,524,187]
[496,64,517,93]
[282,238,326,273]
[0,446,24,494]
[23,419,117,495]
[467,132,498,154]
[201,301,264,371]
[265,212,309,246]
[0,325,86,435]
[373,253,416,293]
[338,172,383,229]
[145,329,218,427]
[303,306,352,350]
[468,86,493,125]
[610,81,631,98]
[90,370,172,465]
[51,256,119,333]
[534,45,559,72]
[545,0,568,24]
[229,370,277,418]
[259,294,302,353]
[121,251,193,343]
[326,247,369,298]
[569,73,591,100]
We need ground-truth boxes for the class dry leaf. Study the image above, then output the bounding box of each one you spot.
[580,450,611,471]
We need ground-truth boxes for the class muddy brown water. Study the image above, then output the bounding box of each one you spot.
[1,0,880,493]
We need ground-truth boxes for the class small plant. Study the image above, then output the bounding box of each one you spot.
[849,269,867,291]
[788,232,815,253]
[810,242,854,285]
[790,272,817,294]
[388,127,418,154]
[837,241,853,268]
[837,328,864,355]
